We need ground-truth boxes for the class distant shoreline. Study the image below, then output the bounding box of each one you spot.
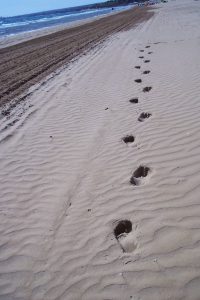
[0,6,153,108]
[0,5,132,43]
[0,6,132,50]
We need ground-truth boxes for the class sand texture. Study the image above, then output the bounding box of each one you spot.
[0,0,200,299]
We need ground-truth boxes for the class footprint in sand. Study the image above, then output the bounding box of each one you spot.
[135,79,142,83]
[143,70,150,74]
[143,86,152,92]
[139,50,144,52]
[138,112,152,122]
[130,165,151,186]
[139,56,144,59]
[114,220,137,253]
[129,98,138,104]
[2,110,10,117]
[144,60,150,63]
[148,51,153,54]
[123,135,135,144]
[135,66,141,69]
[145,45,150,48]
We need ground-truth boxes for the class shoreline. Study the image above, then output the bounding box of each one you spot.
[0,6,153,108]
[0,5,133,50]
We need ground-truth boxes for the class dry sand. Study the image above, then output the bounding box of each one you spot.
[0,0,200,299]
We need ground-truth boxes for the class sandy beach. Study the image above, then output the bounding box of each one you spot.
[1,0,200,299]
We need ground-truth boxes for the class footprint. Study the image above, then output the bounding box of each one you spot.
[143,70,150,74]
[123,135,135,144]
[135,66,141,69]
[2,110,10,117]
[114,220,136,253]
[143,86,152,92]
[148,52,153,54]
[145,45,150,48]
[140,50,144,52]
[144,60,150,63]
[130,165,151,186]
[138,112,152,122]
[139,56,144,59]
[129,98,138,104]
[135,79,142,83]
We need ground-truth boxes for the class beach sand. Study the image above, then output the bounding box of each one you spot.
[0,0,200,299]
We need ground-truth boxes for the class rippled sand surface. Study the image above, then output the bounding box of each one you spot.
[0,0,200,299]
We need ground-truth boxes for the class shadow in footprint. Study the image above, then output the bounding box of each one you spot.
[148,52,153,54]
[130,165,150,186]
[135,79,142,83]
[144,60,150,63]
[135,66,141,69]
[129,98,138,104]
[143,86,152,92]
[143,70,150,74]
[114,220,136,253]
[2,110,10,117]
[139,56,144,59]
[145,46,150,48]
[140,50,144,52]
[123,135,135,144]
[138,112,152,122]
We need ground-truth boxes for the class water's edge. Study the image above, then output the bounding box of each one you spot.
[0,5,132,38]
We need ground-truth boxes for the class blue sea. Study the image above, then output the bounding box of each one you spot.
[0,5,132,38]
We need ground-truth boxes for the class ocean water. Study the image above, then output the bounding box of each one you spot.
[0,5,132,37]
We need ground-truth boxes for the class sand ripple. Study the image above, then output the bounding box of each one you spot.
[1,0,200,299]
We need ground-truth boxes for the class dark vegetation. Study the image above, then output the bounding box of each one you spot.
[90,0,146,9]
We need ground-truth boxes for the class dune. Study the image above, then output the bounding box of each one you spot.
[0,0,200,299]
